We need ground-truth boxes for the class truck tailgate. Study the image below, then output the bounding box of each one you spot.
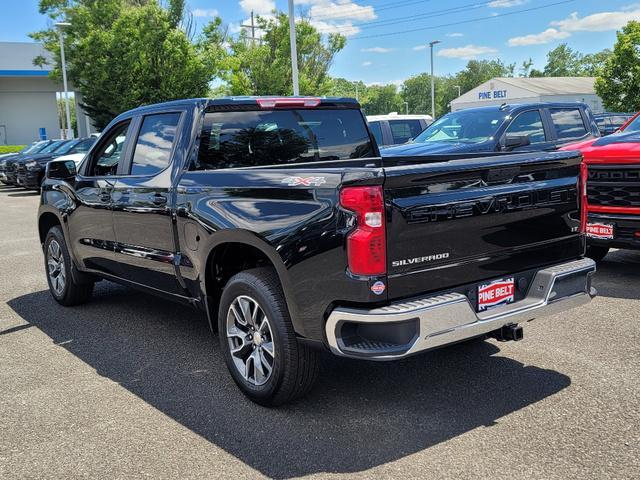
[383,151,584,300]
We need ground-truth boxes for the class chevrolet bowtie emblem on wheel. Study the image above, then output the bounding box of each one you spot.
[281,176,327,187]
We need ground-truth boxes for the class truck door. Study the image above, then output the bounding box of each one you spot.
[67,120,133,276]
[110,111,185,294]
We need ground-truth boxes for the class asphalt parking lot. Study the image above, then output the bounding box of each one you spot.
[0,184,638,480]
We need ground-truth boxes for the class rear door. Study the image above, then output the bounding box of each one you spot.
[546,107,592,147]
[383,152,583,300]
[110,110,185,293]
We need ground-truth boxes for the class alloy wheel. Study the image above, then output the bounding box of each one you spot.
[226,295,275,386]
[47,239,66,296]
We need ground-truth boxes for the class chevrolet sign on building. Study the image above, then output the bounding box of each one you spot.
[450,77,604,113]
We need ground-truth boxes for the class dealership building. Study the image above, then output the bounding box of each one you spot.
[450,77,604,113]
[0,42,94,145]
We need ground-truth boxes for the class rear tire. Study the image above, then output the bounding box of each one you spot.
[218,267,319,406]
[585,245,609,262]
[44,226,94,306]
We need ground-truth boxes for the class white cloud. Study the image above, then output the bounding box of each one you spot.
[192,8,219,18]
[361,61,373,67]
[508,28,571,46]
[365,79,404,87]
[488,0,528,7]
[307,1,376,22]
[551,9,640,32]
[361,47,394,53]
[239,0,275,15]
[437,44,498,59]
[413,45,427,51]
[447,32,464,37]
[508,7,640,48]
[310,19,360,37]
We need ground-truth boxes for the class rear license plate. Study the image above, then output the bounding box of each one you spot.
[586,223,614,239]
[478,277,515,312]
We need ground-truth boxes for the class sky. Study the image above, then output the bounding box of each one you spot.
[2,0,639,86]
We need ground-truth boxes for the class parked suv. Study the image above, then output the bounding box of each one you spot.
[367,113,432,147]
[381,103,600,156]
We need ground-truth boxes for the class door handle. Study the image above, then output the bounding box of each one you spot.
[152,194,167,206]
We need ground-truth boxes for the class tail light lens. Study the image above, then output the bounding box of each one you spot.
[339,186,386,276]
[580,161,588,234]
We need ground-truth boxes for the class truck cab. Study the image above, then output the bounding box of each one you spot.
[381,102,600,157]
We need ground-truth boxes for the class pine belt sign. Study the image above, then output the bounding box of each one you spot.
[478,89,508,100]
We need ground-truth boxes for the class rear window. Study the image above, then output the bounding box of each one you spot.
[550,108,588,140]
[388,120,423,144]
[192,109,374,170]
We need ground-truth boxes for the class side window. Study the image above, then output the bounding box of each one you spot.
[87,121,131,176]
[389,120,423,144]
[505,110,547,144]
[130,112,181,176]
[369,121,384,146]
[550,108,588,140]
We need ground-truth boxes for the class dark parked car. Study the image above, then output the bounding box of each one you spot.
[366,114,432,147]
[593,112,634,136]
[39,97,595,405]
[381,102,600,156]
[16,137,96,190]
[4,140,70,185]
[0,140,56,185]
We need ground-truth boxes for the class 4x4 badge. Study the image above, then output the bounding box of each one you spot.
[281,176,326,187]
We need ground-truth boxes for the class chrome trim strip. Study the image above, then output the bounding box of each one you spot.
[325,258,596,360]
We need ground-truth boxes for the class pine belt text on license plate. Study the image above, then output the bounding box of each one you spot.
[586,223,614,240]
[478,277,515,312]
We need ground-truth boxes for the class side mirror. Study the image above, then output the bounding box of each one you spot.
[46,159,77,180]
[504,134,531,151]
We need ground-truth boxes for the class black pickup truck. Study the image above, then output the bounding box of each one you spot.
[39,97,596,405]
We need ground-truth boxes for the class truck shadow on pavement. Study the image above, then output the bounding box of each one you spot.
[8,284,571,479]
[590,249,640,300]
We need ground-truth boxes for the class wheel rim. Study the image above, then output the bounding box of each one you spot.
[47,239,66,296]
[226,295,275,386]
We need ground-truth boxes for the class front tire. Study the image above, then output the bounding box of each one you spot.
[585,245,609,262]
[44,226,94,306]
[218,268,319,406]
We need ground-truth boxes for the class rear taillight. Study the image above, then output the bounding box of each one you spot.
[256,97,321,109]
[580,161,588,234]
[339,186,386,276]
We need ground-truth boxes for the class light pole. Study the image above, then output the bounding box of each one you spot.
[288,0,300,96]
[403,101,409,115]
[429,40,441,120]
[55,22,73,139]
[455,85,461,97]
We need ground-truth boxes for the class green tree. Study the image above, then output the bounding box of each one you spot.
[32,0,225,129]
[595,21,640,111]
[225,13,346,96]
[581,49,613,77]
[455,59,515,93]
[542,44,583,76]
[400,73,457,118]
[360,84,403,115]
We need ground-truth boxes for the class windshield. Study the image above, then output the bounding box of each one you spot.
[40,140,68,154]
[194,108,374,170]
[622,115,640,133]
[54,139,82,155]
[23,141,50,154]
[412,110,507,144]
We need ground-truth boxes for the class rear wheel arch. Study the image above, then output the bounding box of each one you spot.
[202,235,299,333]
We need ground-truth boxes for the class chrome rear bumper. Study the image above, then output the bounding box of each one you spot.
[326,258,596,360]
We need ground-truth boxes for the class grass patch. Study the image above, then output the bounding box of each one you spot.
[0,145,26,154]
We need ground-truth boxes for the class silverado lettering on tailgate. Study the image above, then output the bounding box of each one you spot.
[407,187,575,224]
